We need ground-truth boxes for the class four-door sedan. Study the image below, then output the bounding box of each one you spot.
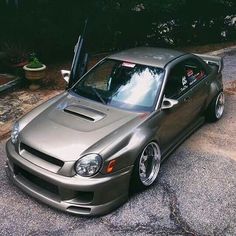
[5,47,224,215]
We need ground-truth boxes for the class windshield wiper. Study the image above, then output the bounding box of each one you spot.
[91,87,106,105]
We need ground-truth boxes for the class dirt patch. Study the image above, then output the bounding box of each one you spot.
[41,63,69,90]
[187,133,236,161]
[225,80,236,95]
[185,94,236,161]
[0,89,62,141]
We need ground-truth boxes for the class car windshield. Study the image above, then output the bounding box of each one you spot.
[71,59,164,112]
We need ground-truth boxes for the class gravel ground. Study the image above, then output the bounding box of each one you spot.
[0,49,235,235]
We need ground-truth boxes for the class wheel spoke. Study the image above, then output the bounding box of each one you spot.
[219,94,224,104]
[142,154,148,162]
[140,163,146,172]
[215,92,224,119]
[140,172,146,178]
[138,142,161,186]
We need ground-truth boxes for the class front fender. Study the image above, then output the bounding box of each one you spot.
[99,116,158,175]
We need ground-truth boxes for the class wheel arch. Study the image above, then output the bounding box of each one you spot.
[205,76,223,111]
[129,139,161,192]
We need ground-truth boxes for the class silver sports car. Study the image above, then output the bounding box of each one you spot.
[5,47,224,215]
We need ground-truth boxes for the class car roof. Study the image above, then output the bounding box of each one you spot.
[108,47,187,68]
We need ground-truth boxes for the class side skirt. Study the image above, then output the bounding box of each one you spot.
[161,116,205,163]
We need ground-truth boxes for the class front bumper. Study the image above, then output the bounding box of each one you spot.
[5,140,132,215]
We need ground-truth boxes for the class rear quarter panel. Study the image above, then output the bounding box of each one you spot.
[204,65,223,109]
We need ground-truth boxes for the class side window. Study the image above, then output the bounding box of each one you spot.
[164,63,189,99]
[183,58,207,87]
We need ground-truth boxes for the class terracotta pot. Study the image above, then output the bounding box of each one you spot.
[23,64,46,90]
[23,64,46,80]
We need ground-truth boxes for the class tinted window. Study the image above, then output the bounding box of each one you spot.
[72,59,164,112]
[183,58,207,87]
[164,58,207,99]
[164,63,189,99]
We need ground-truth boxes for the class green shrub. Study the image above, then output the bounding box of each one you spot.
[26,56,44,69]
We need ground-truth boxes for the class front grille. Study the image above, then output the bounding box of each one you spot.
[13,164,94,204]
[14,165,59,195]
[21,143,64,168]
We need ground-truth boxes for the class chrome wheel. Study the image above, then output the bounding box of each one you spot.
[215,92,225,119]
[139,142,161,186]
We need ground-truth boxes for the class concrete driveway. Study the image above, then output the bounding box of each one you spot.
[0,49,235,236]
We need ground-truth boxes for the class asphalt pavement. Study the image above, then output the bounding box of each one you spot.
[0,49,235,236]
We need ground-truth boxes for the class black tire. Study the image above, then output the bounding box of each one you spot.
[206,91,225,122]
[130,142,161,193]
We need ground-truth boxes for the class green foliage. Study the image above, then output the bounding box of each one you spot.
[0,0,235,62]
[26,55,43,69]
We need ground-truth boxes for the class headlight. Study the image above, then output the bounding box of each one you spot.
[75,154,102,177]
[11,122,19,144]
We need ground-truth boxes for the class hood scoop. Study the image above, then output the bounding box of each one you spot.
[64,105,105,122]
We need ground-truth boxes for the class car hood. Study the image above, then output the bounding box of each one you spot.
[20,92,142,162]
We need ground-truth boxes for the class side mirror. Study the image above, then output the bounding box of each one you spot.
[161,96,178,110]
[61,70,70,83]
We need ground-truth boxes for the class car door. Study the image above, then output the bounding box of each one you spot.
[183,57,210,119]
[158,57,208,154]
[68,35,89,88]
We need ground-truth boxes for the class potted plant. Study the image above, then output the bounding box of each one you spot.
[23,54,46,90]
